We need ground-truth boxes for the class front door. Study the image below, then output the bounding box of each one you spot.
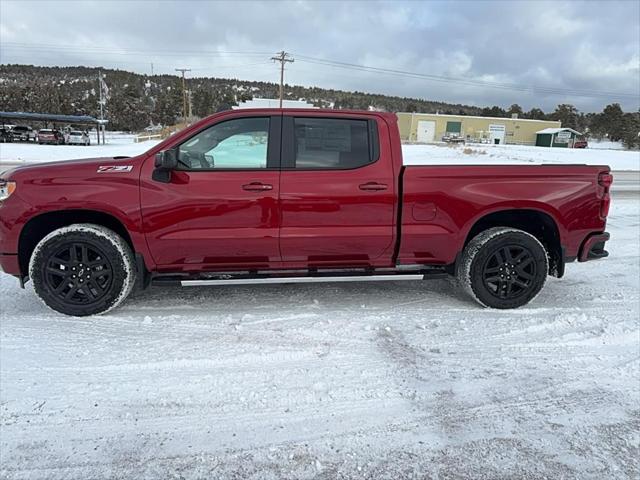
[278,115,396,268]
[140,115,281,270]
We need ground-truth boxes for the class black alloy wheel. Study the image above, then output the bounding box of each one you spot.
[481,244,536,300]
[44,242,114,305]
[457,227,548,309]
[30,224,136,316]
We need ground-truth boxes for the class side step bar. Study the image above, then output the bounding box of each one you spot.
[180,274,430,287]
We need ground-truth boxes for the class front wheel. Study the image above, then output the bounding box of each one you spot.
[29,224,136,316]
[457,227,548,309]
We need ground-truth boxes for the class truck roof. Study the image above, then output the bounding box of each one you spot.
[213,108,397,121]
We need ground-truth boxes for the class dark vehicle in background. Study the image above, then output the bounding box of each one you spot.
[37,129,65,145]
[0,127,13,143]
[574,139,588,149]
[11,125,36,142]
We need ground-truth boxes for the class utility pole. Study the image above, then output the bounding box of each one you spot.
[97,71,105,145]
[175,68,191,126]
[270,51,294,108]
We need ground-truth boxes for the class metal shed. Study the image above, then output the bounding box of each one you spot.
[535,127,582,148]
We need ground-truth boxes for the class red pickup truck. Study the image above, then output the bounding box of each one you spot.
[0,109,612,316]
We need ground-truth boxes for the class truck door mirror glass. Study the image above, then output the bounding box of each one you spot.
[154,150,178,169]
[152,149,178,183]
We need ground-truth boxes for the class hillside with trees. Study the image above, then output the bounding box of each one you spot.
[0,64,638,148]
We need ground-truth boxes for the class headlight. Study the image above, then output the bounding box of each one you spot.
[0,181,16,201]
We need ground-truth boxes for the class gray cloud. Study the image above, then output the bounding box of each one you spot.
[1,0,638,112]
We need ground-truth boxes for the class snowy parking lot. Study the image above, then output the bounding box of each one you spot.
[0,139,639,479]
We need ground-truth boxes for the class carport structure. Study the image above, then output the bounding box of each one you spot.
[0,111,107,144]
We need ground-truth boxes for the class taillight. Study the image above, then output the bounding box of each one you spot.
[598,172,612,219]
[598,173,613,188]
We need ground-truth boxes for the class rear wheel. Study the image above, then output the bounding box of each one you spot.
[29,224,136,316]
[457,227,548,309]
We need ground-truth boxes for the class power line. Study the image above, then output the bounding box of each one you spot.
[270,51,294,108]
[295,56,635,99]
[2,42,635,99]
[0,42,271,58]
[1,41,636,102]
[293,54,639,100]
[0,54,273,71]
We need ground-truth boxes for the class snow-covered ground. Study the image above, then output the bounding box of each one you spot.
[402,143,639,171]
[0,135,159,167]
[1,137,638,171]
[1,134,639,478]
[1,196,638,478]
[589,140,626,151]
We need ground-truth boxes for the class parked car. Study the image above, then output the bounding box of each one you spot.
[66,130,90,146]
[11,125,36,142]
[574,139,588,149]
[0,109,612,316]
[37,129,65,145]
[0,127,13,143]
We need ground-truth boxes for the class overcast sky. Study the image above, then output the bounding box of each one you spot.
[1,0,638,112]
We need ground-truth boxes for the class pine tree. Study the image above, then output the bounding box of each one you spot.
[108,84,147,131]
[551,104,580,130]
[525,108,546,120]
[153,81,183,126]
[620,111,640,149]
[507,104,523,117]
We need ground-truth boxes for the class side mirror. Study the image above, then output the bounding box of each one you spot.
[152,149,178,183]
[154,149,178,169]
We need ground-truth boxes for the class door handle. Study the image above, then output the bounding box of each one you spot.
[359,182,388,191]
[242,182,273,191]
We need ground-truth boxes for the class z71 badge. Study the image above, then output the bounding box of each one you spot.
[97,165,134,173]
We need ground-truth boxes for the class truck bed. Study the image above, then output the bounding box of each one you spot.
[398,164,610,266]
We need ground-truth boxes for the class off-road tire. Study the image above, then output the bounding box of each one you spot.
[457,227,548,309]
[29,224,136,316]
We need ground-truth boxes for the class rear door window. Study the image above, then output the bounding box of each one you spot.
[286,117,375,169]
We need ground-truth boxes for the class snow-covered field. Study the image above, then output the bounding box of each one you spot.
[402,143,639,171]
[1,135,639,478]
[0,197,638,479]
[1,136,638,172]
[0,135,158,167]
[589,140,626,151]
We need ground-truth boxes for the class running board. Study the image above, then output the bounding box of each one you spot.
[180,274,429,287]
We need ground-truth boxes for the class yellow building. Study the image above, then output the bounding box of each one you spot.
[397,112,561,145]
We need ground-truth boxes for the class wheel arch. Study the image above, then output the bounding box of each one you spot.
[18,209,144,277]
[461,207,564,277]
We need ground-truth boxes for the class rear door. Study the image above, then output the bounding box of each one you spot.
[140,114,282,270]
[278,114,396,267]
